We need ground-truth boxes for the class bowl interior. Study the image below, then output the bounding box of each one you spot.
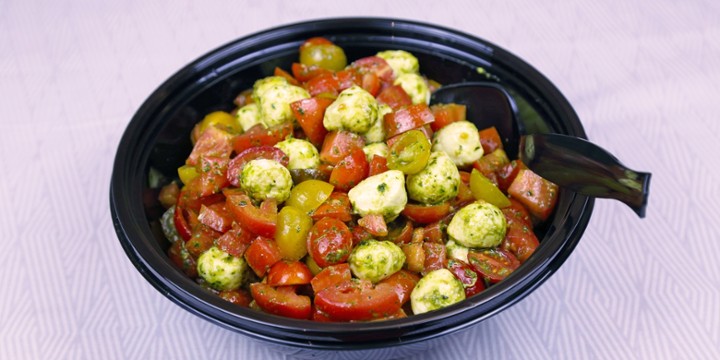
[111,18,593,349]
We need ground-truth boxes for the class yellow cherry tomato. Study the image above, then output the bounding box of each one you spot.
[387,129,431,174]
[275,206,313,261]
[285,179,334,214]
[469,168,511,208]
[177,164,199,185]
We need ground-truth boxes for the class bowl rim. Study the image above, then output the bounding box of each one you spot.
[110,16,594,350]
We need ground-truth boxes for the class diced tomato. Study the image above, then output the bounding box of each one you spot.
[401,241,425,273]
[227,145,289,187]
[314,279,401,321]
[307,217,353,268]
[231,122,293,154]
[478,126,504,153]
[502,198,533,228]
[368,155,389,176]
[422,220,447,243]
[167,240,198,277]
[467,248,520,283]
[290,97,333,146]
[351,56,395,82]
[305,72,340,97]
[401,202,451,224]
[422,242,447,275]
[360,72,381,96]
[379,270,420,305]
[291,62,333,82]
[226,193,277,238]
[197,203,233,233]
[176,184,225,213]
[502,216,540,263]
[384,104,435,138]
[194,156,231,197]
[186,126,233,166]
[250,283,312,320]
[273,66,300,86]
[329,148,369,192]
[319,130,365,165]
[376,84,413,110]
[185,224,218,258]
[507,168,559,221]
[215,223,253,257]
[335,68,362,91]
[311,192,353,223]
[267,260,313,286]
[218,288,252,307]
[311,263,352,293]
[447,259,485,297]
[244,236,283,277]
[430,103,466,131]
[357,214,388,237]
[497,160,522,192]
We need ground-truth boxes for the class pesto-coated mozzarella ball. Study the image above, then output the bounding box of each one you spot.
[323,85,379,134]
[252,76,310,128]
[445,239,470,262]
[240,159,293,203]
[394,73,430,105]
[406,151,461,205]
[160,206,181,244]
[362,142,389,163]
[274,137,320,170]
[447,201,507,248]
[197,246,248,291]
[348,240,406,283]
[410,268,466,315]
[235,103,262,132]
[364,103,391,143]
[376,50,420,75]
[432,120,484,167]
[348,170,407,221]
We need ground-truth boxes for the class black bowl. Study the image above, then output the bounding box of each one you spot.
[110,17,593,358]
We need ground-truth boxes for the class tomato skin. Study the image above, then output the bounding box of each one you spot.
[430,103,466,132]
[307,217,353,268]
[467,248,520,283]
[478,126,504,153]
[314,279,402,321]
[227,146,289,187]
[226,193,278,238]
[335,68,362,90]
[299,38,347,71]
[311,263,352,293]
[401,202,451,224]
[290,97,333,146]
[447,259,486,297]
[311,192,353,223]
[357,214,388,237]
[216,223,253,257]
[319,130,366,165]
[503,198,533,228]
[379,269,420,305]
[329,147,369,192]
[250,283,312,320]
[267,260,313,286]
[376,84,413,110]
[244,236,283,277]
[507,168,559,221]
[384,103,435,138]
[368,155,389,176]
[232,122,294,154]
[361,72,381,96]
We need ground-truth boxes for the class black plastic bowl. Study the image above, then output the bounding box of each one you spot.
[110,18,593,358]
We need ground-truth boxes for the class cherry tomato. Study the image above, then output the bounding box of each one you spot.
[273,66,300,86]
[469,168,511,208]
[401,202,451,224]
[244,236,283,277]
[430,103,466,132]
[422,220,447,243]
[227,145,289,187]
[173,205,193,241]
[285,179,334,214]
[250,284,312,319]
[351,56,394,82]
[357,214,388,237]
[216,223,253,257]
[314,279,401,321]
[382,218,414,244]
[387,129,431,175]
[307,217,353,268]
[467,248,520,283]
[290,97,333,146]
[447,259,486,297]
[368,155,389,176]
[376,84,413,110]
[231,122,293,154]
[472,148,510,181]
[329,147,369,191]
[274,205,312,261]
[310,192,353,223]
[379,269,420,305]
[401,241,425,273]
[225,193,278,238]
[218,288,252,307]
[503,198,533,228]
[384,103,435,138]
[299,38,347,71]
[310,263,351,293]
[335,68,362,91]
[422,242,447,275]
[497,160,522,192]
[304,72,341,97]
[507,168,559,221]
[267,260,313,286]
[319,130,365,165]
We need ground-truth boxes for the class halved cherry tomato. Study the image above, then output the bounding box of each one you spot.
[329,147,369,191]
[250,283,312,320]
[310,263,351,293]
[451,171,475,210]
[368,155,389,176]
[319,130,365,165]
[384,103,435,138]
[290,97,333,146]
[216,222,253,257]
[503,198,533,228]
[231,122,293,154]
[273,66,300,86]
[197,203,233,233]
[382,218,414,244]
[501,215,540,263]
[314,279,401,321]
[244,236,283,277]
[387,129,431,175]
[226,193,277,238]
[423,242,447,275]
[497,160,522,192]
[186,126,233,166]
[218,288,252,307]
[227,145,289,187]
[291,62,333,82]
[285,179,334,214]
[401,241,425,273]
[447,259,485,297]
[267,260,313,286]
[469,168,511,208]
[423,220,447,243]
[430,103,466,132]
[507,168,559,221]
[467,248,520,283]
[401,202,451,224]
[350,223,373,246]
[307,217,353,267]
[311,192,353,223]
[478,126,504,153]
[379,269,420,305]
[376,84,413,110]
[173,205,193,241]
[351,56,394,82]
[274,205,312,261]
[357,214,388,237]
[305,72,341,97]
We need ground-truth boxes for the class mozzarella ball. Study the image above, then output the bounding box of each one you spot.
[252,76,310,128]
[445,239,470,262]
[394,73,430,105]
[447,201,507,248]
[432,120,484,167]
[348,170,407,221]
[240,159,293,203]
[349,240,406,283]
[235,103,262,132]
[274,137,320,170]
[362,142,389,162]
[197,246,248,291]
[364,103,391,143]
[323,85,379,134]
[406,151,461,205]
[376,49,420,75]
[410,268,466,315]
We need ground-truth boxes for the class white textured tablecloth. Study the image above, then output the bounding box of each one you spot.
[2,0,719,359]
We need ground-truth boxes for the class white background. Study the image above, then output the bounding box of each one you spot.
[1,0,719,359]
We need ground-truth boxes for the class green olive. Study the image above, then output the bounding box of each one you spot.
[300,44,347,71]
